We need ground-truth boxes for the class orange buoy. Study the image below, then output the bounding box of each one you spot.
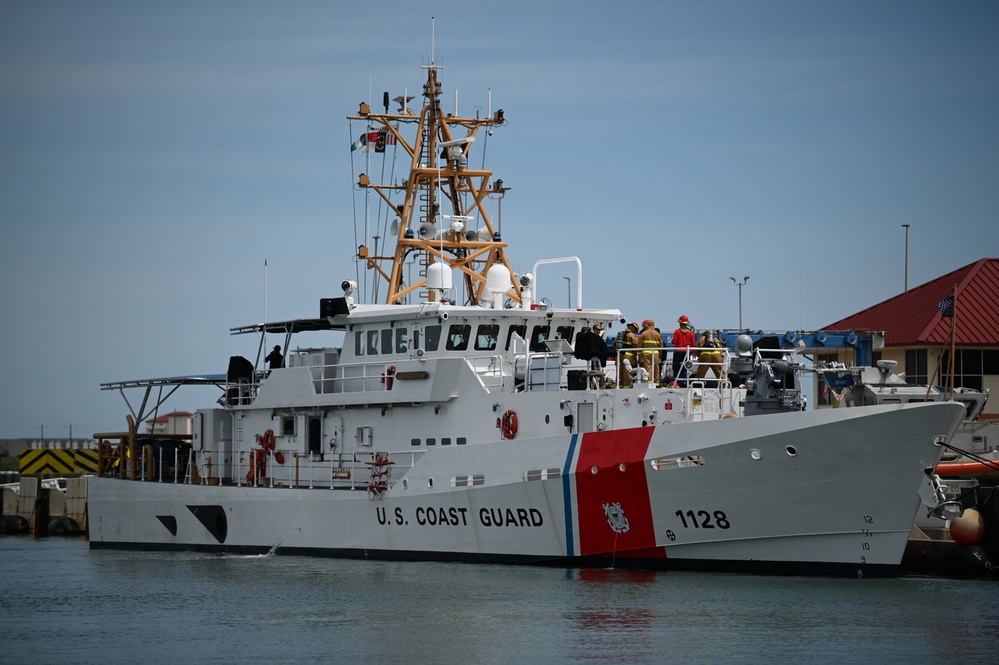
[501,410,518,439]
[936,460,999,476]
[950,508,985,545]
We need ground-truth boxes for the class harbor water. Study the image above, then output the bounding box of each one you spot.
[2,537,997,665]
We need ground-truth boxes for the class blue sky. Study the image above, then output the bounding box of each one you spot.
[1,1,996,440]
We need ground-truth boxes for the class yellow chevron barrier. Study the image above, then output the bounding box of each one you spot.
[74,449,99,473]
[19,449,99,475]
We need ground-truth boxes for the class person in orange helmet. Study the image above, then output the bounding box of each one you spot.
[670,315,697,387]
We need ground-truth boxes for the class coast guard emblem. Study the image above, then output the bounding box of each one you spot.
[602,502,630,534]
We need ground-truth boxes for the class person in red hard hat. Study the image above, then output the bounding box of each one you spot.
[638,319,663,386]
[670,315,697,387]
[617,321,641,388]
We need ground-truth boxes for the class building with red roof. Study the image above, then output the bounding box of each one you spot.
[822,258,999,412]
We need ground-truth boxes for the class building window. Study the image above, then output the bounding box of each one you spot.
[905,349,928,385]
[986,350,999,375]
[941,349,989,392]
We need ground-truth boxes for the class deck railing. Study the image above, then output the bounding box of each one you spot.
[97,438,421,492]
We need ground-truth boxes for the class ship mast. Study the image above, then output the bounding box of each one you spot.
[348,65,520,306]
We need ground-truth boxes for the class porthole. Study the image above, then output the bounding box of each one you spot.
[545,414,551,424]
[402,479,409,489]
[618,463,627,472]
[786,446,797,457]
[428,477,434,488]
[590,465,599,475]
[750,448,762,460]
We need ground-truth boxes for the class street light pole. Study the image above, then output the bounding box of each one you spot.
[902,224,910,292]
[730,276,750,329]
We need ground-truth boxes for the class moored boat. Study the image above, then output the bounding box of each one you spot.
[87,58,966,577]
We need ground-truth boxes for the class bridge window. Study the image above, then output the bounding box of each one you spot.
[529,325,551,352]
[355,331,364,356]
[425,325,442,352]
[555,325,574,340]
[474,324,499,351]
[446,324,471,351]
[505,325,527,350]
[381,329,394,355]
[396,329,408,353]
[367,330,379,356]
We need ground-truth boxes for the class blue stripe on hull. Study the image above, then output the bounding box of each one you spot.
[561,433,579,557]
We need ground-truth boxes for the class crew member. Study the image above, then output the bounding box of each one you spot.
[574,324,608,364]
[618,322,640,388]
[694,329,725,385]
[671,315,697,387]
[265,345,284,370]
[638,319,663,386]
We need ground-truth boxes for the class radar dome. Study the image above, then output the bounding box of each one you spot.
[426,262,453,291]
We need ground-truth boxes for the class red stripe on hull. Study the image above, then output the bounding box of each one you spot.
[575,428,659,557]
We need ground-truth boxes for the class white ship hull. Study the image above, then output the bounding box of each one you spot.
[89,402,964,576]
[87,60,967,578]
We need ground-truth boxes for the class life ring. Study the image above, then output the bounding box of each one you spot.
[381,365,397,391]
[256,429,276,451]
[501,410,518,439]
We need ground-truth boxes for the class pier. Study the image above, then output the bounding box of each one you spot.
[1,475,88,536]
